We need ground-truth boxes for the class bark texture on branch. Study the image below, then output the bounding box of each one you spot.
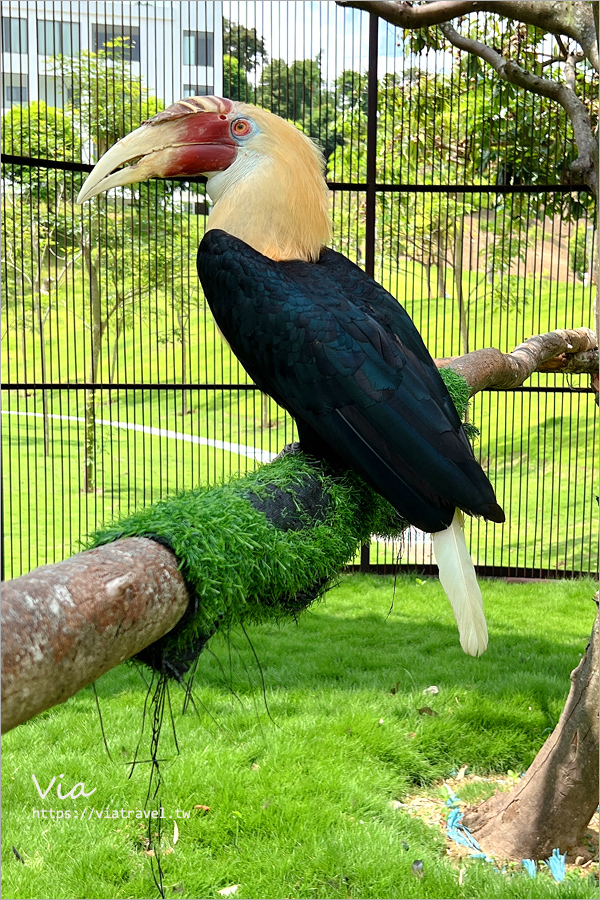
[436,327,598,394]
[464,610,599,860]
[1,538,190,734]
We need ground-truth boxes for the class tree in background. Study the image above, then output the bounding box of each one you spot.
[222,18,268,104]
[223,17,268,73]
[329,10,597,352]
[46,39,172,491]
[3,40,196,490]
[48,37,163,157]
[258,53,340,158]
[1,101,83,454]
[223,53,255,102]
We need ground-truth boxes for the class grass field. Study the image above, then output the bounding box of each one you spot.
[2,575,597,900]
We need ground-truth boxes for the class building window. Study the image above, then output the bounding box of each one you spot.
[93,24,140,62]
[4,74,29,105]
[183,84,213,98]
[38,76,74,109]
[37,20,80,57]
[183,31,213,67]
[2,17,28,53]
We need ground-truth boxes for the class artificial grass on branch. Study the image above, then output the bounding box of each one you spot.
[89,371,469,676]
[90,451,406,675]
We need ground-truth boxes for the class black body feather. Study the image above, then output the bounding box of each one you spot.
[197,230,504,533]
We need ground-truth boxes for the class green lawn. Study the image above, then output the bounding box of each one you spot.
[2,575,597,900]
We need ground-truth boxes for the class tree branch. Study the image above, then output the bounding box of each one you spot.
[336,1,481,28]
[1,538,190,733]
[439,21,598,194]
[436,327,598,392]
[1,256,33,288]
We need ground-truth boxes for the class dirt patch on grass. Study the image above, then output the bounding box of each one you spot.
[396,772,599,877]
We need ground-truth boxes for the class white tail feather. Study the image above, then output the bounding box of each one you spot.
[432,509,488,656]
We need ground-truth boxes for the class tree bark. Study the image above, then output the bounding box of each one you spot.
[109,298,124,385]
[436,227,447,297]
[262,393,272,429]
[464,609,599,859]
[33,295,50,458]
[80,237,103,494]
[435,327,598,394]
[31,223,50,457]
[177,310,189,416]
[1,538,190,734]
[453,218,469,354]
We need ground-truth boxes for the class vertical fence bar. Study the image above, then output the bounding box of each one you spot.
[359,10,380,573]
[364,11,378,278]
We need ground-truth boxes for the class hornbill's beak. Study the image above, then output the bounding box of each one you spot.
[77,96,238,204]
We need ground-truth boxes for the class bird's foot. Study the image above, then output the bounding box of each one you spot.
[273,441,303,461]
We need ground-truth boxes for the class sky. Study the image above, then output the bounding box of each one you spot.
[221,1,432,83]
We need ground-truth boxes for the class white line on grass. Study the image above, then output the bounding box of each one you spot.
[1,409,276,464]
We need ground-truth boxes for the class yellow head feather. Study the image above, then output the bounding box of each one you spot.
[205,103,332,263]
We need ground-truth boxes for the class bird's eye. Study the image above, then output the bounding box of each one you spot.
[231,118,252,137]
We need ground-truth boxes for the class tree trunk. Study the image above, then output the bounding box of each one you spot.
[34,298,50,458]
[262,393,271,429]
[464,608,599,860]
[109,300,123,385]
[80,237,103,494]
[424,260,433,299]
[31,224,50,456]
[20,297,29,398]
[177,310,189,416]
[453,218,469,355]
[436,227,447,297]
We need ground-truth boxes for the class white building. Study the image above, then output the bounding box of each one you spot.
[1,1,223,115]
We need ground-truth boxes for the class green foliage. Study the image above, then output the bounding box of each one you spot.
[1,192,73,308]
[47,38,164,157]
[223,54,254,103]
[1,102,83,327]
[335,68,368,114]
[1,101,82,202]
[439,369,479,442]
[223,17,267,73]
[438,369,471,420]
[257,54,340,157]
[570,223,593,282]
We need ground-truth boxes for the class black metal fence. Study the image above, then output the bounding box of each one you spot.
[2,2,597,581]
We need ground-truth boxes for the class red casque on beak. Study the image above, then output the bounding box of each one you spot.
[77,96,238,204]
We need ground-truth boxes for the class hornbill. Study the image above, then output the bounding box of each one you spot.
[78,95,505,656]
